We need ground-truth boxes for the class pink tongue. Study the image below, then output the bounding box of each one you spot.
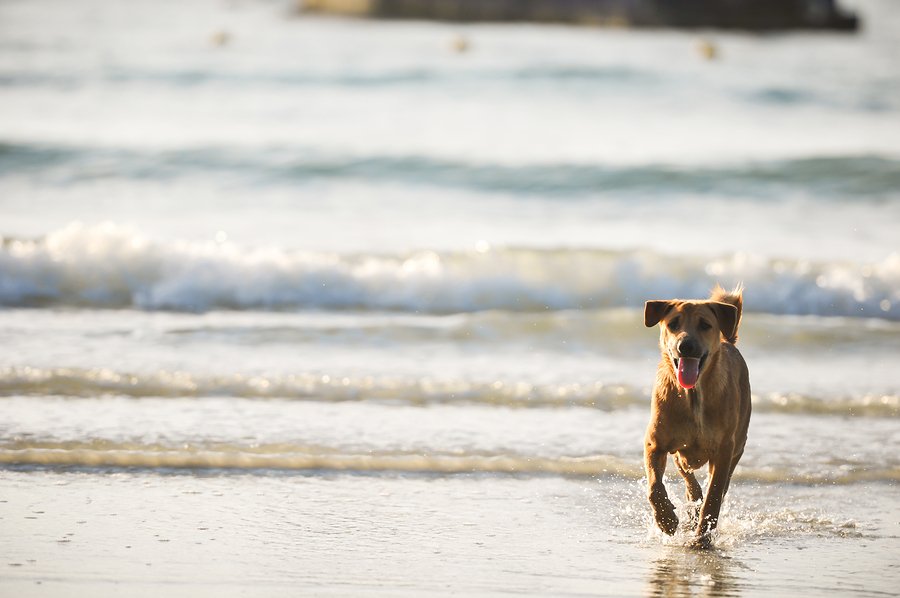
[677,358,700,389]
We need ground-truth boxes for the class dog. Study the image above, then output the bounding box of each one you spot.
[642,284,751,547]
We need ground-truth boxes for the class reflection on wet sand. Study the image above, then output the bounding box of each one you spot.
[645,547,744,597]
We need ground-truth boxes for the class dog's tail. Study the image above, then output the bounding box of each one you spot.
[710,283,743,344]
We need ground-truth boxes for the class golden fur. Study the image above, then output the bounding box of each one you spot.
[642,284,751,547]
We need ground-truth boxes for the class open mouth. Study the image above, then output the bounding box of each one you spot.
[672,353,708,390]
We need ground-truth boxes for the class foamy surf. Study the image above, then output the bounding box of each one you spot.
[2,441,898,484]
[2,366,897,416]
[0,441,633,477]
[2,223,898,318]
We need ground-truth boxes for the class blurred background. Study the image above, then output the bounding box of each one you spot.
[1,0,897,400]
[1,0,899,594]
[1,0,898,300]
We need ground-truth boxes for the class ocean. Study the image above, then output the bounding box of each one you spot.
[0,0,898,595]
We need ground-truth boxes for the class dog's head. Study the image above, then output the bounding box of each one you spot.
[644,299,738,390]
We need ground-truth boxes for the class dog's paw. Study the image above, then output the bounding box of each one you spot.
[652,502,679,535]
[684,503,701,531]
[690,532,714,550]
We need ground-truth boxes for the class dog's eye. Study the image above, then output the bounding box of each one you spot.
[699,320,712,331]
[667,317,680,331]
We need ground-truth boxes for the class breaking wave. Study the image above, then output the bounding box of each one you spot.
[1,223,898,318]
[2,440,897,484]
[2,367,897,417]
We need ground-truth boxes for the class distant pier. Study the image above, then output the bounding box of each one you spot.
[300,0,859,31]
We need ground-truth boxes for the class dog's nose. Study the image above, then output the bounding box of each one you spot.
[677,337,703,358]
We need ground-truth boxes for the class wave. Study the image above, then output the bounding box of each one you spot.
[0,441,634,477]
[0,65,657,91]
[2,440,897,484]
[2,367,897,417]
[0,366,645,409]
[3,66,895,113]
[744,85,898,113]
[3,142,900,198]
[1,223,898,319]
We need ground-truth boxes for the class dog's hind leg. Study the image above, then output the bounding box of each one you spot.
[675,455,703,530]
[675,455,703,502]
[722,448,743,497]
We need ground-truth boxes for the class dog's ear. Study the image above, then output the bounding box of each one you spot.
[644,301,673,328]
[710,301,738,341]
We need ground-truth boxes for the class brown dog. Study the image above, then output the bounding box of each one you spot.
[643,285,751,546]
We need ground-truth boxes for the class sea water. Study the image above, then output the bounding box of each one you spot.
[0,0,898,595]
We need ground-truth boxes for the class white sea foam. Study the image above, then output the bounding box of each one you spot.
[2,438,897,484]
[1,366,897,417]
[1,223,898,319]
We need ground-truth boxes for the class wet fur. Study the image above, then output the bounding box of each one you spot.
[643,285,751,547]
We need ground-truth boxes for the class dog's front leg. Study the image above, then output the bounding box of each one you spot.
[645,443,678,535]
[695,443,734,546]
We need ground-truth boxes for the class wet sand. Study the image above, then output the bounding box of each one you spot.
[2,470,897,597]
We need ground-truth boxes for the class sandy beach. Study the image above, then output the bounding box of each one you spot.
[3,470,898,597]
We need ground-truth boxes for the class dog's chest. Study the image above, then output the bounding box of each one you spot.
[663,390,720,454]
[674,443,713,471]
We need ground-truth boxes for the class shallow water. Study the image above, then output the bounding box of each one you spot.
[2,472,898,597]
[1,0,899,595]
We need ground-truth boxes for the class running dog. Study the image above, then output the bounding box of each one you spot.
[642,285,751,547]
